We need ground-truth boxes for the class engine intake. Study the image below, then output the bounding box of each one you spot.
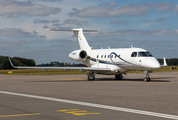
[69,50,89,62]
[80,50,87,59]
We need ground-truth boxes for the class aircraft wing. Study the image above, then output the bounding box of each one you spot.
[8,58,111,72]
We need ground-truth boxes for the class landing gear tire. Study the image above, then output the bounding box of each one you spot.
[144,71,151,82]
[88,75,95,81]
[87,72,95,81]
[115,74,122,80]
[144,77,151,82]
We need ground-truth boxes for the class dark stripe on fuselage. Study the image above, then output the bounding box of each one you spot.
[89,56,128,66]
[110,52,135,65]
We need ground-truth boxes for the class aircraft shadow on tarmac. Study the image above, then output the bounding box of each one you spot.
[25,80,87,83]
[96,77,171,82]
[26,77,172,83]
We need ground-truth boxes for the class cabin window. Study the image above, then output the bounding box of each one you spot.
[108,55,110,58]
[97,55,99,58]
[111,55,113,58]
[101,55,103,58]
[131,52,137,57]
[115,55,117,58]
[104,55,106,58]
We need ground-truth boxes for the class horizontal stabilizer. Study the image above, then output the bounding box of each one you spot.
[45,29,97,32]
[46,28,97,50]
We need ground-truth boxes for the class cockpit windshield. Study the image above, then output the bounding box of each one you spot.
[131,51,153,57]
[138,51,153,57]
[146,51,153,57]
[138,52,147,57]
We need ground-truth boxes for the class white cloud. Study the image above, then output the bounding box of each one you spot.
[0,0,62,18]
[87,29,176,37]
[0,28,46,38]
[69,5,148,18]
[38,0,61,2]
[172,30,178,35]
[33,19,60,24]
[154,18,166,22]
[63,19,88,25]
[69,3,174,18]
[110,20,128,24]
[150,29,171,36]
[140,19,150,22]
[151,2,174,11]
[100,2,117,7]
[172,4,178,13]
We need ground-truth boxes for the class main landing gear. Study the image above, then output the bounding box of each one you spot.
[87,72,95,81]
[144,71,151,82]
[115,74,123,80]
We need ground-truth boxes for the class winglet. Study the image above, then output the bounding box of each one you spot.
[163,57,168,66]
[161,57,168,67]
[8,58,17,68]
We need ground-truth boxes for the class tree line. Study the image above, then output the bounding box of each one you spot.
[0,55,177,69]
[0,56,36,69]
[157,58,178,66]
[37,63,86,67]
[0,55,86,69]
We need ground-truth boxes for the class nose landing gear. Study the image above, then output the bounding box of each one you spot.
[144,71,151,82]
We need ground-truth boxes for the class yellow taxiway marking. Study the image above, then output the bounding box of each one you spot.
[0,113,41,118]
[57,109,100,116]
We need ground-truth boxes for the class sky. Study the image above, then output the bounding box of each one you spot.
[0,0,178,64]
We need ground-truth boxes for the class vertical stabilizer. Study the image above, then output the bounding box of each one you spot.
[72,28,91,50]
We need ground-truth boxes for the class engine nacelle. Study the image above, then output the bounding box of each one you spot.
[69,50,90,62]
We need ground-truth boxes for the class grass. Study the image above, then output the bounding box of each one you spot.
[0,66,177,75]
[0,69,88,75]
[128,66,178,73]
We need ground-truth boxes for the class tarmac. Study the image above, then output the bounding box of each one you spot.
[0,72,178,120]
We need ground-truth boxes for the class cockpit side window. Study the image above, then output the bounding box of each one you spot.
[146,51,153,57]
[131,52,137,57]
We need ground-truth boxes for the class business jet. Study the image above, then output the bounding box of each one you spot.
[9,28,167,82]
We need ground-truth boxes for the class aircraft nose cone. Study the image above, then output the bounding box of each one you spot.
[149,58,160,70]
[140,58,161,70]
[151,61,161,69]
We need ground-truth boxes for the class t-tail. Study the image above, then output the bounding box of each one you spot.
[46,28,97,50]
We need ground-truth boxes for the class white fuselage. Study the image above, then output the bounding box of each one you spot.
[69,47,160,75]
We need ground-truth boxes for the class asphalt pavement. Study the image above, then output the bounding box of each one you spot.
[0,72,178,120]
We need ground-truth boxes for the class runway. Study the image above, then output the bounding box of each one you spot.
[0,72,178,120]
